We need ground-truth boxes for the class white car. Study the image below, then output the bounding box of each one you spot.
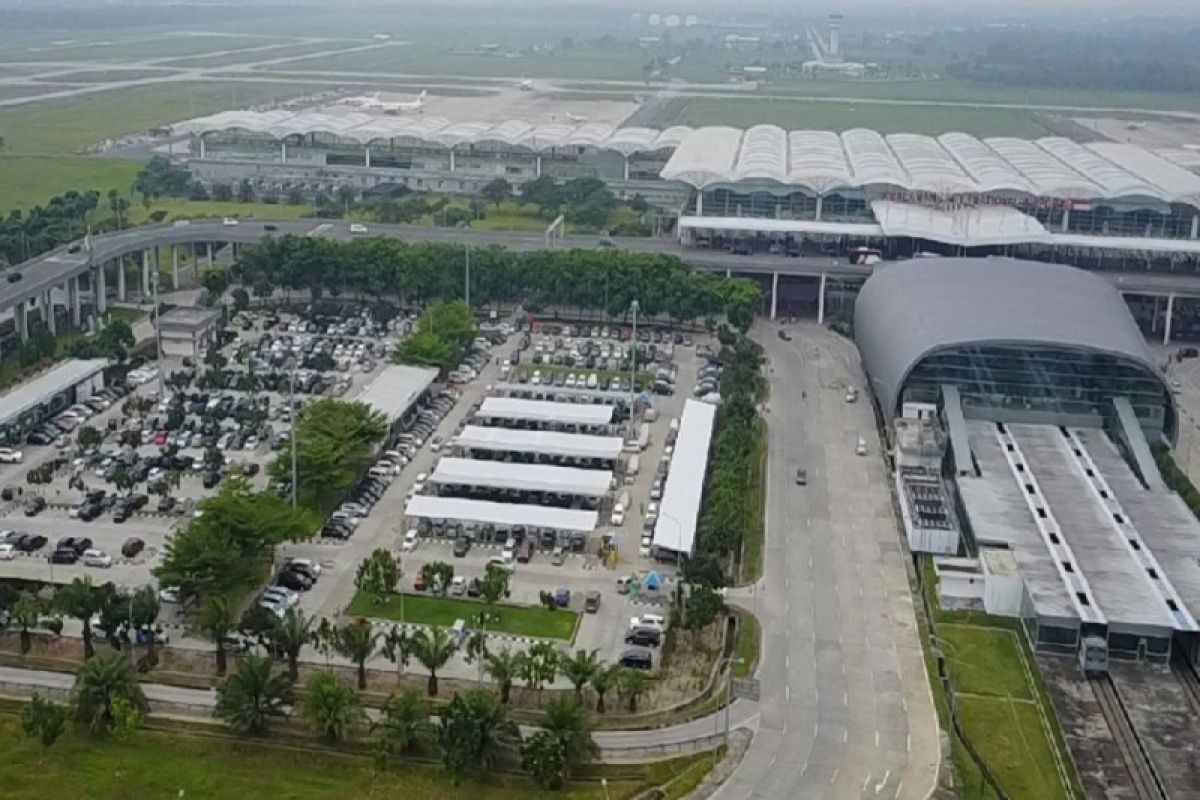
[0,447,23,463]
[401,529,419,551]
[0,543,15,560]
[83,549,112,568]
[287,557,322,577]
[487,555,515,573]
[222,217,239,226]
[610,508,625,526]
[349,223,369,234]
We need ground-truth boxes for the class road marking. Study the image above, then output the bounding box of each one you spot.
[875,770,891,794]
[906,733,911,752]
[863,776,872,791]
[768,754,777,769]
[842,727,848,743]
[875,729,880,748]
[829,768,839,785]
[893,780,904,799]
[785,655,790,669]
[785,685,791,701]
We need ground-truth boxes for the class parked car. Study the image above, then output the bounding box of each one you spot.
[618,649,652,670]
[584,591,601,613]
[452,536,471,557]
[553,588,571,607]
[0,447,23,463]
[83,549,112,568]
[121,537,145,558]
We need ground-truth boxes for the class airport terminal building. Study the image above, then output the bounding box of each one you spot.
[178,113,1200,270]
[855,258,1200,667]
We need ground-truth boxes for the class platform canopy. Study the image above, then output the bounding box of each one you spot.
[430,457,611,497]
[653,400,717,555]
[477,397,614,426]
[405,495,598,532]
[454,425,624,460]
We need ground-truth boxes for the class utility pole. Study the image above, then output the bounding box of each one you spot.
[464,243,471,309]
[153,263,165,400]
[289,357,298,508]
[629,300,639,420]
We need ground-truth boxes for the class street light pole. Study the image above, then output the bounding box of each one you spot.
[629,300,639,423]
[289,358,298,508]
[464,243,471,310]
[153,263,165,400]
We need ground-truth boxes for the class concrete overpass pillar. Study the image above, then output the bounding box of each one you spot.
[69,277,80,327]
[16,301,28,342]
[817,272,827,324]
[1164,293,1176,345]
[116,257,126,302]
[141,249,151,299]
[43,290,55,335]
[770,271,779,320]
[623,157,630,181]
[365,146,371,169]
[206,241,214,268]
[199,136,206,160]
[447,148,454,172]
[1061,206,1071,233]
[171,245,180,289]
[1192,214,1199,240]
[814,195,823,221]
[94,264,107,316]
[281,142,287,163]
[695,191,703,216]
[535,155,542,177]
[725,268,731,278]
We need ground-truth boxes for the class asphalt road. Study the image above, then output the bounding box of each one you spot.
[711,321,939,800]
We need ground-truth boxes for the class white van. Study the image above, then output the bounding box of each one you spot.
[624,455,640,484]
[856,436,868,456]
[637,422,651,451]
[643,407,659,422]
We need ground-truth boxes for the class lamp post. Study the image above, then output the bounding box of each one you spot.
[288,356,298,508]
[717,655,745,763]
[629,300,639,432]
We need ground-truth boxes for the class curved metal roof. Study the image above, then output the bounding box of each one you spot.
[177,110,1200,204]
[853,257,1174,425]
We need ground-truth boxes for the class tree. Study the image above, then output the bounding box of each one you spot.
[237,178,256,204]
[71,654,149,734]
[20,694,67,751]
[419,561,455,596]
[522,729,570,789]
[683,584,726,631]
[111,464,135,496]
[269,607,312,682]
[519,641,559,702]
[480,177,512,207]
[590,663,615,714]
[300,672,362,743]
[215,654,292,734]
[381,624,413,684]
[392,329,454,371]
[412,626,457,696]
[478,564,509,610]
[231,287,250,312]
[438,688,509,783]
[331,618,378,691]
[483,649,521,705]
[10,595,45,654]
[199,596,236,676]
[55,578,112,660]
[617,667,647,712]
[540,695,596,784]
[373,689,436,757]
[355,548,400,606]
[75,425,102,452]
[268,398,387,514]
[107,189,130,229]
[560,649,600,704]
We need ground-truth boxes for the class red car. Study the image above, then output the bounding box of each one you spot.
[154,430,168,446]
[413,574,427,591]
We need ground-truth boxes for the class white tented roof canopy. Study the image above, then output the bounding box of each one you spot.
[430,457,611,496]
[871,201,1051,247]
[0,359,108,427]
[454,426,624,460]
[405,495,597,532]
[652,400,717,555]
[477,397,615,426]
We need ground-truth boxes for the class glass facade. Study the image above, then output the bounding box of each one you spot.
[899,344,1172,437]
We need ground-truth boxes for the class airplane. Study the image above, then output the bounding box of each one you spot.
[357,90,427,113]
[564,111,589,123]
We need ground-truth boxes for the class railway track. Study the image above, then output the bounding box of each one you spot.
[1090,676,1169,800]
[1170,652,1200,719]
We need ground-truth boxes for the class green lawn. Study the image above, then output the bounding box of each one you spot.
[957,696,1070,800]
[940,624,1034,701]
[125,198,319,226]
[647,96,1058,138]
[732,613,760,679]
[0,715,635,800]
[0,157,142,219]
[347,591,579,641]
[738,419,767,584]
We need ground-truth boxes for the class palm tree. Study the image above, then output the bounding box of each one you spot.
[560,649,600,704]
[541,695,596,779]
[590,663,616,714]
[199,596,235,676]
[483,649,521,705]
[10,596,44,655]
[71,653,148,734]
[300,671,362,743]
[372,688,436,756]
[215,654,292,735]
[270,608,312,681]
[332,618,377,691]
[55,578,110,660]
[381,624,412,685]
[412,626,457,697]
[617,668,647,713]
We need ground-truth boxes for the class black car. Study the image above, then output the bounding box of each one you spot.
[203,471,221,489]
[624,627,662,647]
[286,562,319,583]
[112,504,131,523]
[618,649,652,670]
[276,570,312,591]
[466,578,481,598]
[121,537,145,558]
[23,496,46,516]
[49,548,78,564]
[264,224,278,232]
[5,271,22,283]
[77,502,103,521]
[452,536,471,557]
[320,523,351,540]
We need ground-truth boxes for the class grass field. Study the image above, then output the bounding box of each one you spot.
[957,696,1068,800]
[646,96,1058,138]
[0,715,639,800]
[125,198,318,226]
[347,592,580,641]
[732,613,760,680]
[0,35,287,64]
[940,625,1035,701]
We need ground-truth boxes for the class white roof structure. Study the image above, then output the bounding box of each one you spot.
[454,425,624,460]
[430,457,611,496]
[0,359,108,427]
[476,397,615,427]
[354,365,437,424]
[653,400,717,555]
[871,201,1051,247]
[405,495,598,532]
[179,109,1200,206]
